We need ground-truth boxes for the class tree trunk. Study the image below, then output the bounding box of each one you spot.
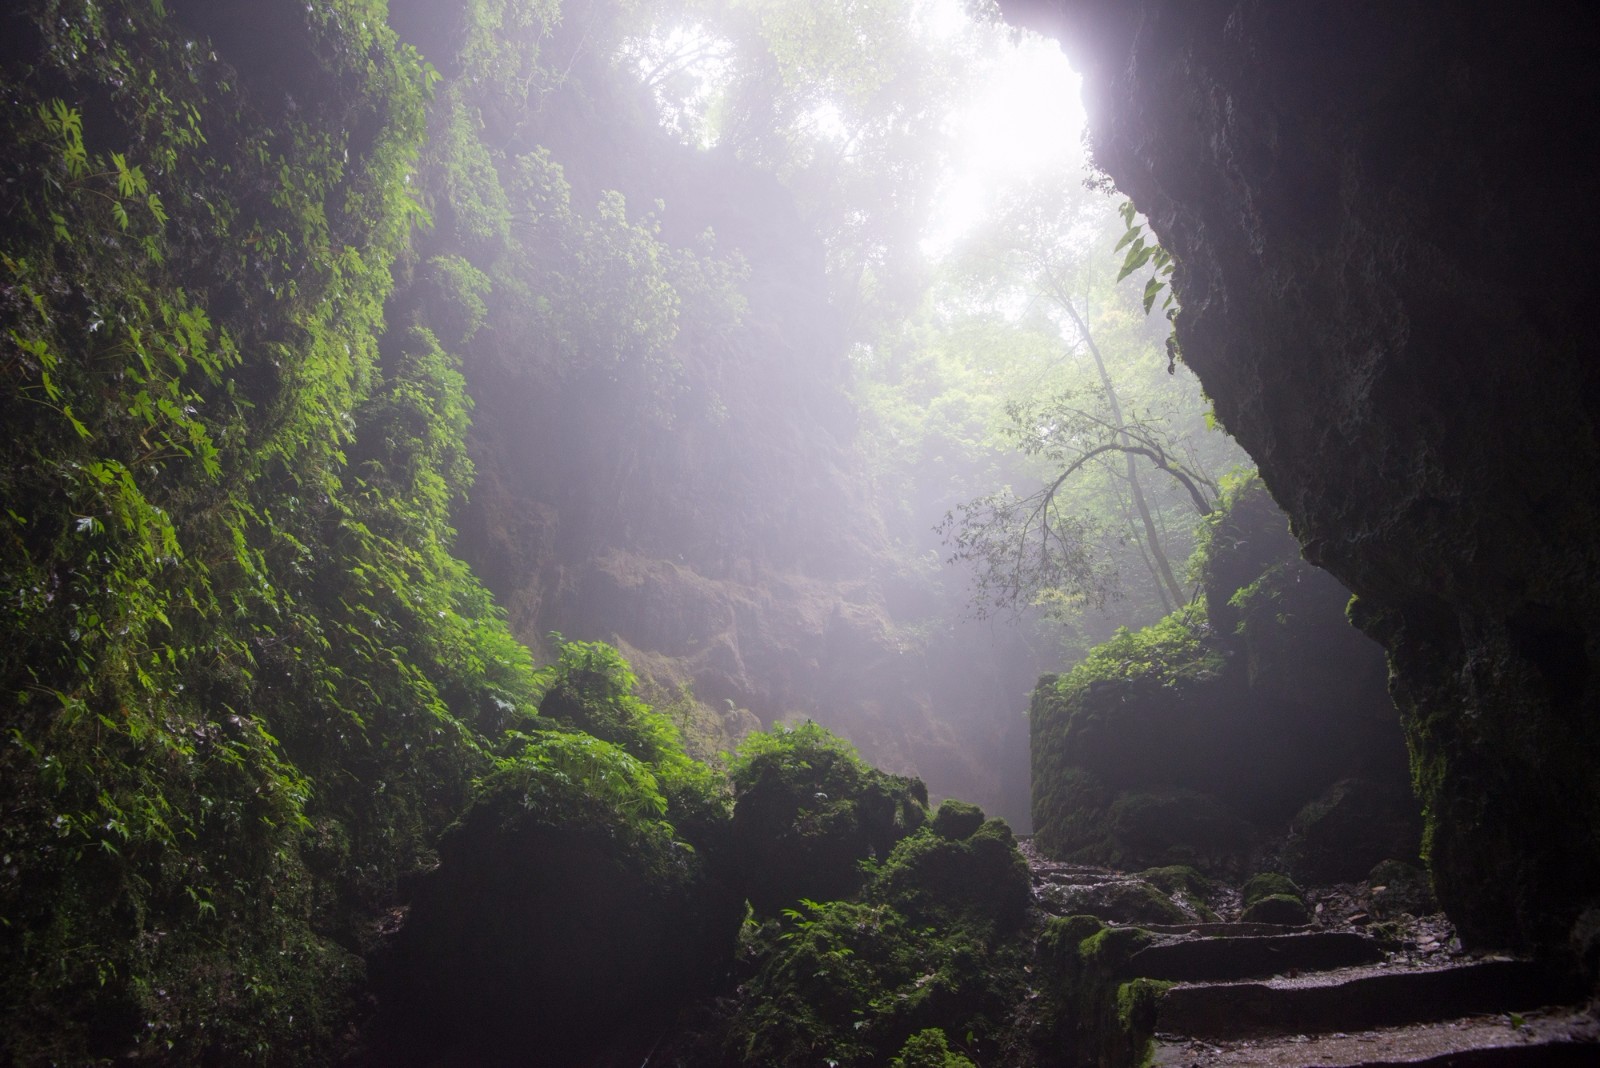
[1060,297,1188,608]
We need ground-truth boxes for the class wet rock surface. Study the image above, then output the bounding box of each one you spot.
[1019,838,1599,1066]
[1004,0,1600,955]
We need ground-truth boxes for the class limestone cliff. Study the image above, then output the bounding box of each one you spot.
[1005,0,1600,955]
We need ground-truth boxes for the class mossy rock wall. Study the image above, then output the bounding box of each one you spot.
[1031,478,1414,877]
[1004,0,1600,955]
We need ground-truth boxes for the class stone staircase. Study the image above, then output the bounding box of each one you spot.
[1022,846,1600,1066]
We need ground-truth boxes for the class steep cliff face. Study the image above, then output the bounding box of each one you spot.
[1007,0,1600,954]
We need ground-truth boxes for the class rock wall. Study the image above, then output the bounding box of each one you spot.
[1005,0,1600,955]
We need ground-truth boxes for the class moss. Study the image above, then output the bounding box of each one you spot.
[1035,917,1166,1068]
[932,798,986,840]
[1139,865,1214,898]
[1116,978,1175,1057]
[1137,865,1220,920]
[1241,894,1311,925]
[370,733,743,1065]
[1049,879,1197,925]
[712,891,1031,1066]
[1242,872,1303,907]
[693,805,1038,1066]
[727,722,928,914]
[871,819,1031,934]
[1079,925,1158,974]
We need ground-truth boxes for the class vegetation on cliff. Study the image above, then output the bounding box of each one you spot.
[1029,476,1416,878]
[0,0,1378,1062]
[0,1,539,1058]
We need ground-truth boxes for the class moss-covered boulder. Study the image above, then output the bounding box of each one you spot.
[1031,477,1415,878]
[932,798,988,840]
[368,732,743,1066]
[1240,872,1311,925]
[874,816,1032,934]
[728,721,928,914]
[1044,879,1198,926]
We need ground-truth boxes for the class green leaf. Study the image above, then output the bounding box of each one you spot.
[1116,242,1153,282]
[1142,276,1165,314]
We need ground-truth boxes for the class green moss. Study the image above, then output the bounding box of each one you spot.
[872,820,1031,934]
[1117,977,1176,1061]
[1242,872,1304,907]
[1036,916,1167,1068]
[714,893,1030,1067]
[728,721,928,914]
[931,798,986,840]
[1241,894,1311,925]
[1041,914,1108,960]
[1139,865,1214,897]
[1079,925,1158,974]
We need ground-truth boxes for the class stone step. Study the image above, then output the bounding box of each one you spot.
[1155,958,1584,1042]
[1137,921,1314,938]
[1032,868,1128,887]
[1129,931,1386,982]
[1149,1006,1600,1067]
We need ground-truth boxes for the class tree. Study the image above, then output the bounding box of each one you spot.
[940,393,1218,618]
[927,174,1245,622]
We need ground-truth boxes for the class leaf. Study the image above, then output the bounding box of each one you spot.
[1142,276,1165,314]
[62,404,91,439]
[1116,242,1153,282]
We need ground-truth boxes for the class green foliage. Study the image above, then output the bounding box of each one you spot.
[536,637,686,765]
[1114,200,1175,315]
[0,1,546,1059]
[891,1028,978,1068]
[488,730,670,832]
[531,636,733,851]
[702,800,1035,1067]
[720,892,1028,1068]
[729,721,928,913]
[491,147,748,428]
[1060,605,1221,692]
[872,818,1032,934]
[419,254,494,346]
[374,707,742,1067]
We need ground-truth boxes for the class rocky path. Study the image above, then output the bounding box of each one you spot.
[1018,841,1600,1066]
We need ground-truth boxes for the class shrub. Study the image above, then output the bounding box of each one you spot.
[728,721,927,913]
